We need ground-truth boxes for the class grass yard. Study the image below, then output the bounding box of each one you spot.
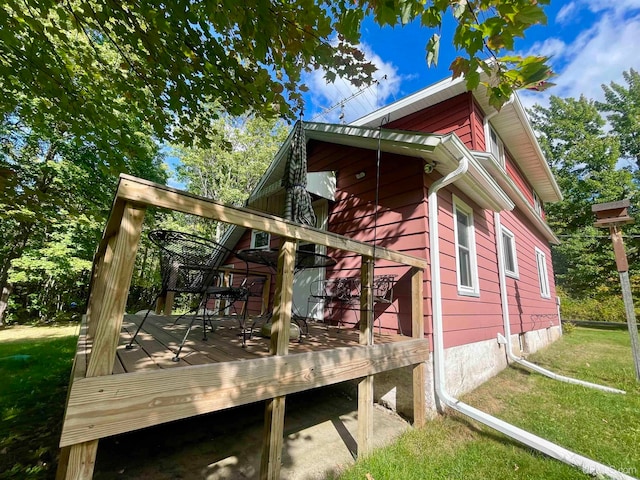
[0,325,78,480]
[0,325,638,479]
[335,328,640,480]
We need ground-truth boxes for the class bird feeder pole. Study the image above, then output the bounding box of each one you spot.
[592,199,640,381]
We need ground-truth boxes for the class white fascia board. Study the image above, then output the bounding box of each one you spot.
[351,76,467,127]
[475,151,560,244]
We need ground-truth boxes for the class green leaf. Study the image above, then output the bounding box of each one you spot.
[426,34,440,67]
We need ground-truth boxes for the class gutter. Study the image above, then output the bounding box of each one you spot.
[492,211,625,395]
[427,154,633,479]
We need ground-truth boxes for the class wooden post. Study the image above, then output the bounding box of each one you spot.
[260,239,295,480]
[411,267,426,427]
[61,203,146,480]
[357,256,374,458]
[610,227,640,381]
[592,200,640,381]
[86,237,115,339]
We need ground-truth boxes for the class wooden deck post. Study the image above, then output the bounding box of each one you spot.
[411,267,426,427]
[86,236,115,339]
[260,239,295,480]
[61,203,145,480]
[357,256,374,458]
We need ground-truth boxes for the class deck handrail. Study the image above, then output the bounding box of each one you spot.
[105,174,427,269]
[60,173,428,480]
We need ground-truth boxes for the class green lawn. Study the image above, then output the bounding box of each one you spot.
[0,326,78,480]
[1,326,638,479]
[335,327,640,480]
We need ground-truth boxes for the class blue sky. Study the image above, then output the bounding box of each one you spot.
[304,1,640,124]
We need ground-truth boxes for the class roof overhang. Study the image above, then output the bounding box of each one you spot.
[351,75,562,204]
[475,151,560,244]
[222,122,514,251]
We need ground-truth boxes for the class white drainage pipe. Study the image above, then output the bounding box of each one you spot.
[492,211,625,395]
[428,150,633,479]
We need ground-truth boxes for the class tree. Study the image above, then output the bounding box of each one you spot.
[173,115,289,238]
[529,95,639,297]
[0,0,553,151]
[597,68,640,167]
[0,112,167,324]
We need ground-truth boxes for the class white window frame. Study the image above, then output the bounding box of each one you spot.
[535,247,551,299]
[453,195,480,296]
[486,123,505,167]
[501,226,519,278]
[533,190,543,216]
[250,230,271,249]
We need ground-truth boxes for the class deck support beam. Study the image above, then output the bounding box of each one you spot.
[411,267,426,427]
[357,256,374,458]
[260,239,295,480]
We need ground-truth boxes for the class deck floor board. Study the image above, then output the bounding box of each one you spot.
[112,314,403,374]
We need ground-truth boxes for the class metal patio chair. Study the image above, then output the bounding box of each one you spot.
[126,229,250,361]
[307,276,359,328]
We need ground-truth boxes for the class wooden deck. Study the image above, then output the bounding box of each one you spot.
[115,314,405,374]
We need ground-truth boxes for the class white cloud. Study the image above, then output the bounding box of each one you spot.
[519,5,640,110]
[305,43,401,124]
[556,2,578,24]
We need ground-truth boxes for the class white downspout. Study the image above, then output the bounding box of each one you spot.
[427,149,633,479]
[493,211,625,394]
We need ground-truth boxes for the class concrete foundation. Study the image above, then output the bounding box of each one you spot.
[372,325,563,418]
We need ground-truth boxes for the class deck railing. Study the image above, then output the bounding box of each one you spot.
[57,174,429,480]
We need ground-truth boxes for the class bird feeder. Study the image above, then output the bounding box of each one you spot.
[592,198,640,381]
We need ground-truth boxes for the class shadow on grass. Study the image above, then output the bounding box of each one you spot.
[0,336,76,480]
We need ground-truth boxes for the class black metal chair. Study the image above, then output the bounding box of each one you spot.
[307,276,359,329]
[126,229,250,361]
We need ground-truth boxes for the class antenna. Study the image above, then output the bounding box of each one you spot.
[311,79,381,122]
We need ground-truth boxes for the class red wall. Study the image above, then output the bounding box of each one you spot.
[228,93,558,349]
[307,141,429,333]
[388,93,477,149]
[433,182,558,349]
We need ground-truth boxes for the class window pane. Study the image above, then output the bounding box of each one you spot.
[459,248,471,287]
[456,211,469,247]
[503,234,515,272]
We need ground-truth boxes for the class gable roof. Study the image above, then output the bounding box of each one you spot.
[351,76,562,204]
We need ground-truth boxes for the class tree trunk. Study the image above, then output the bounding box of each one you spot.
[0,283,12,326]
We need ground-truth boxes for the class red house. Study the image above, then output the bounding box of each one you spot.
[224,75,562,414]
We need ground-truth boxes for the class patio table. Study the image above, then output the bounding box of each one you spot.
[236,247,336,339]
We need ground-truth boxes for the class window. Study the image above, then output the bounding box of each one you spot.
[487,124,505,167]
[250,230,270,249]
[453,196,479,296]
[501,227,519,278]
[535,247,550,298]
[533,191,543,216]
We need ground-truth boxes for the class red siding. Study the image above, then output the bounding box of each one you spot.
[433,181,558,349]
[505,152,534,206]
[499,208,558,335]
[308,142,429,334]
[470,98,486,151]
[387,93,475,149]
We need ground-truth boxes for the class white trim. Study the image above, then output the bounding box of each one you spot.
[535,247,551,299]
[533,190,543,216]
[250,230,271,249]
[501,226,519,279]
[486,123,505,168]
[453,195,480,296]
